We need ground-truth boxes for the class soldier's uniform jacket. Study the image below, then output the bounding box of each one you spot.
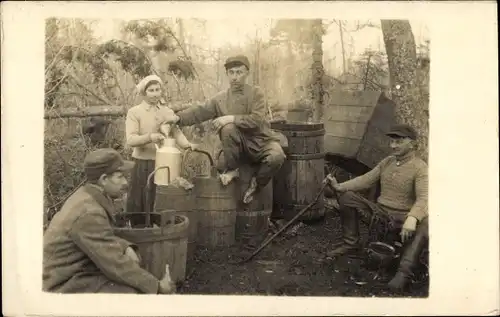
[43,184,159,294]
[177,84,282,146]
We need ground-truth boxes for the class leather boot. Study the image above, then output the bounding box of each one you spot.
[388,218,429,291]
[327,206,360,257]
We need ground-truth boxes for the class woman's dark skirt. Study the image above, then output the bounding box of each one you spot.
[126,158,156,226]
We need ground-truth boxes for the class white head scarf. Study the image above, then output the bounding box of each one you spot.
[136,74,163,94]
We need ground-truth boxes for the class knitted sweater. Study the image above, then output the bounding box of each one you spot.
[125,101,190,160]
[337,152,428,221]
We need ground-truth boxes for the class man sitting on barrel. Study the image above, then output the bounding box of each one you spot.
[325,124,428,291]
[43,148,175,294]
[161,55,286,204]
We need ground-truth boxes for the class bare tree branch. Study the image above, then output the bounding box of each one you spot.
[67,73,116,107]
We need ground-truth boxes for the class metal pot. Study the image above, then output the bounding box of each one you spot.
[366,241,399,268]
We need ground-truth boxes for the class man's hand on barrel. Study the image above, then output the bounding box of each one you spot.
[186,142,200,151]
[125,246,141,264]
[400,216,417,243]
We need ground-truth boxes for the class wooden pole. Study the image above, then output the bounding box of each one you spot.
[44,106,125,119]
[44,103,193,119]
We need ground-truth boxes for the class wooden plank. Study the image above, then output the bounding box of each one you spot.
[323,120,367,139]
[324,134,361,157]
[324,104,375,123]
[327,90,382,107]
[357,142,390,169]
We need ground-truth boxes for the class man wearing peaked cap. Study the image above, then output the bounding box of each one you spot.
[159,54,286,205]
[43,148,175,294]
[325,123,428,291]
[224,55,251,70]
[386,123,418,140]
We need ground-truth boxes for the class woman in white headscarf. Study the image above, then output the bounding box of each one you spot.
[125,75,195,223]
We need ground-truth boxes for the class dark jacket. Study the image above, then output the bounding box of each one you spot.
[43,184,159,293]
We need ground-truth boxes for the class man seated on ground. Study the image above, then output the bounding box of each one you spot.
[43,148,174,294]
[325,124,428,291]
[161,55,286,204]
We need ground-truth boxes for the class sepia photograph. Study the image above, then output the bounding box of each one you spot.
[43,17,430,297]
[2,1,498,316]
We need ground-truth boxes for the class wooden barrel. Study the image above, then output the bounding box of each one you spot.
[114,213,189,283]
[155,185,198,264]
[194,176,238,248]
[271,121,326,221]
[287,109,311,122]
[235,165,273,244]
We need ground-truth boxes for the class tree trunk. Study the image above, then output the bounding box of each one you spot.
[254,37,261,87]
[381,19,429,161]
[311,19,324,122]
[338,20,347,75]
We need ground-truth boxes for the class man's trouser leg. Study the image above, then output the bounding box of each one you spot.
[247,139,286,189]
[218,123,286,189]
[219,123,246,171]
[327,191,374,257]
[389,217,429,290]
[97,281,140,294]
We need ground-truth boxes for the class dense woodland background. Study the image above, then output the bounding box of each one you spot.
[44,18,430,226]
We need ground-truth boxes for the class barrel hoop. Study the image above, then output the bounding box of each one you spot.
[287,152,325,160]
[197,208,237,212]
[281,129,325,137]
[272,122,324,131]
[237,209,272,216]
[114,227,189,243]
[196,194,235,199]
[284,203,324,209]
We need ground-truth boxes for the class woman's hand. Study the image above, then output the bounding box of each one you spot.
[150,133,165,143]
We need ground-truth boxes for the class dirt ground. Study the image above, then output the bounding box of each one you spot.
[178,206,429,298]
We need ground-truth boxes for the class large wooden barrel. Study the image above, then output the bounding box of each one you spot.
[114,213,189,283]
[194,175,238,248]
[155,185,198,264]
[235,164,273,245]
[287,109,311,122]
[271,121,326,221]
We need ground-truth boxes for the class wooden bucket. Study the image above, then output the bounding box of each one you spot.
[114,213,189,283]
[235,164,273,244]
[271,121,326,221]
[155,185,198,263]
[191,150,238,248]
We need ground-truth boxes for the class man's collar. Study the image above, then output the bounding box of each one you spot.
[83,183,117,221]
[394,151,416,166]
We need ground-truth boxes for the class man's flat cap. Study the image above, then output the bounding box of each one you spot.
[83,148,134,181]
[224,55,250,70]
[386,123,418,140]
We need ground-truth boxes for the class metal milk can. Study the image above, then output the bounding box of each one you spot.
[154,137,181,185]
